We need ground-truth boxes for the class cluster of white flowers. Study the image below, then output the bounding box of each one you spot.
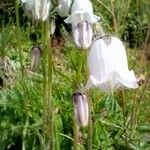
[21,0,139,127]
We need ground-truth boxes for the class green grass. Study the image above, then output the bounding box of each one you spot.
[0,22,149,150]
[0,0,150,149]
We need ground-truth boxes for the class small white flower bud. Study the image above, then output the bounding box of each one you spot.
[30,46,41,71]
[72,92,89,127]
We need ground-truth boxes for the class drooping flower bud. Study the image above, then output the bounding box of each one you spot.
[82,37,138,93]
[72,92,89,127]
[30,46,41,71]
[73,21,92,49]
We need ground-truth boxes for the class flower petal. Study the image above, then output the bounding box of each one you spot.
[73,21,93,49]
[65,12,100,26]
[83,37,138,93]
[64,0,100,26]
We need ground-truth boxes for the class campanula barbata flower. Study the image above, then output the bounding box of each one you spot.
[65,0,100,49]
[82,37,138,93]
[21,0,51,21]
[65,0,100,26]
[72,92,89,127]
[56,0,72,17]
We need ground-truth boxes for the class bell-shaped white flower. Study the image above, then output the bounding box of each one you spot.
[34,0,51,21]
[72,92,89,127]
[73,21,93,49]
[65,0,100,26]
[56,0,72,17]
[83,37,138,93]
[21,0,51,21]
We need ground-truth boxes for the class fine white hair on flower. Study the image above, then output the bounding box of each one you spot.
[82,37,138,94]
[56,0,72,17]
[64,0,100,26]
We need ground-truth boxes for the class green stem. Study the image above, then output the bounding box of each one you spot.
[73,116,79,150]
[15,0,24,77]
[42,19,53,149]
[87,94,92,150]
[15,1,30,150]
[120,89,128,150]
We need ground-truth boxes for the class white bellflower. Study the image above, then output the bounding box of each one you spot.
[83,37,138,93]
[65,0,100,49]
[21,0,51,21]
[34,0,50,21]
[65,0,100,26]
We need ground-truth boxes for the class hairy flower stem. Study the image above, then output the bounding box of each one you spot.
[130,73,150,136]
[42,20,53,149]
[15,0,24,77]
[87,93,92,150]
[110,0,118,34]
[15,1,30,150]
[73,116,79,150]
[120,89,128,150]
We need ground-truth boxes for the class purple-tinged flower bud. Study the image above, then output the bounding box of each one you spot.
[73,21,93,49]
[72,92,89,127]
[30,46,41,71]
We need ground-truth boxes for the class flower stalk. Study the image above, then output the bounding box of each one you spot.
[15,1,31,150]
[87,93,93,150]
[41,19,53,149]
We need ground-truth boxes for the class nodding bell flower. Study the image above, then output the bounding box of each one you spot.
[34,0,51,21]
[30,46,41,71]
[72,92,89,127]
[56,0,72,17]
[82,37,138,94]
[73,21,93,49]
[21,0,51,21]
[65,0,100,26]
[65,0,100,49]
